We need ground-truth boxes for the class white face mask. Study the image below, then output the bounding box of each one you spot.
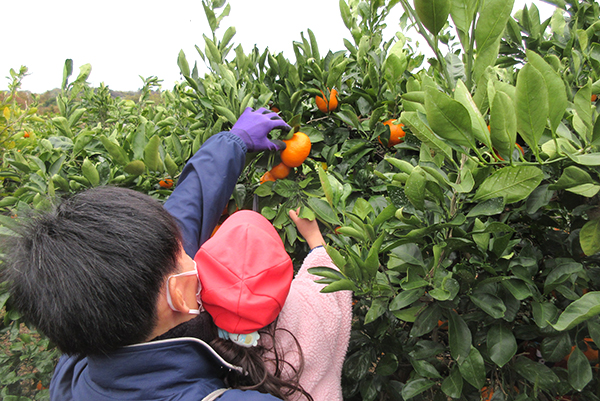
[165,261,202,315]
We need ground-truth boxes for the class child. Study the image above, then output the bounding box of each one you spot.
[192,209,352,401]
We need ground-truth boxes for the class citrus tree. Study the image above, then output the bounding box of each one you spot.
[3,0,600,400]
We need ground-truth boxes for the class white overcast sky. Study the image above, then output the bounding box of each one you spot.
[3,0,556,93]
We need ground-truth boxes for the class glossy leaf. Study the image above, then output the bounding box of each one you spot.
[454,80,492,150]
[470,292,506,319]
[448,310,472,363]
[441,366,463,398]
[514,357,560,390]
[401,377,435,399]
[458,346,485,389]
[424,86,475,150]
[414,0,451,35]
[568,346,593,391]
[473,165,543,203]
[400,111,453,161]
[580,218,600,256]
[516,64,548,158]
[551,292,600,331]
[526,50,567,133]
[487,324,517,367]
[405,167,426,210]
[490,91,517,158]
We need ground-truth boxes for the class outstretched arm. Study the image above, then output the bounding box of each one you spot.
[288,208,325,250]
[165,108,290,257]
[164,132,246,257]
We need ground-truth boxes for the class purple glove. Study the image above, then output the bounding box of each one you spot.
[230,107,290,152]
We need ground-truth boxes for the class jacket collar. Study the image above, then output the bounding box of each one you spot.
[84,337,243,397]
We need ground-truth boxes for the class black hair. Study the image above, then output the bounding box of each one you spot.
[1,186,182,355]
[210,320,314,401]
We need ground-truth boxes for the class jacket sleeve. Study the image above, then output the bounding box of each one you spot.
[164,132,247,257]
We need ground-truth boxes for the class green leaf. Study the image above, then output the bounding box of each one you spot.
[410,304,442,337]
[448,310,472,363]
[526,50,567,133]
[501,279,533,300]
[458,346,486,389]
[400,111,453,161]
[401,377,435,399]
[565,152,600,166]
[123,160,145,176]
[467,197,504,217]
[320,278,356,293]
[405,167,426,210]
[364,297,388,324]
[144,135,161,172]
[390,288,424,310]
[62,58,73,90]
[532,301,559,329]
[99,135,129,166]
[81,158,99,187]
[376,353,399,376]
[441,366,463,398]
[307,266,346,281]
[573,79,593,142]
[475,0,514,54]
[544,259,583,292]
[339,0,353,29]
[568,346,593,391]
[490,91,517,158]
[325,245,347,272]
[514,356,560,390]
[473,0,513,81]
[540,332,572,362]
[177,49,190,77]
[425,86,475,150]
[473,166,543,203]
[307,198,341,225]
[411,359,442,379]
[470,292,506,319]
[516,64,548,158]
[551,292,600,331]
[487,324,517,367]
[549,166,593,190]
[414,0,450,35]
[581,218,600,256]
[214,105,237,124]
[454,80,492,150]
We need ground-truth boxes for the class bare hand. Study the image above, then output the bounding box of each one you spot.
[289,208,325,249]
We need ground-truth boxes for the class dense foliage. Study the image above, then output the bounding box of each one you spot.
[2,0,600,400]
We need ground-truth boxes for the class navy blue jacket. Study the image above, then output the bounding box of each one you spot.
[50,338,280,400]
[50,132,280,400]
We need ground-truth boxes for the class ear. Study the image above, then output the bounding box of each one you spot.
[167,275,194,314]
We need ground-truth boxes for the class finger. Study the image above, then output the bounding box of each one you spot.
[268,120,292,132]
[255,107,269,114]
[269,139,286,151]
[288,208,302,223]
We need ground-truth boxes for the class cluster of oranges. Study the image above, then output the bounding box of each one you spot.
[315,89,338,113]
[260,131,312,184]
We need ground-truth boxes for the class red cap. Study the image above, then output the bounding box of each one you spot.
[194,210,293,334]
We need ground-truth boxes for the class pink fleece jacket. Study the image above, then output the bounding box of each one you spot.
[263,247,352,401]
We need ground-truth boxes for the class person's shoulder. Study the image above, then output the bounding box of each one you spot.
[218,389,282,400]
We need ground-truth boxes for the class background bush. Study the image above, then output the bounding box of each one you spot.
[2,0,600,400]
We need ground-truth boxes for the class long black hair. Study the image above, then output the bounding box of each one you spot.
[210,318,314,401]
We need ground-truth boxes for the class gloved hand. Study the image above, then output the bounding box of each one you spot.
[230,107,290,152]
